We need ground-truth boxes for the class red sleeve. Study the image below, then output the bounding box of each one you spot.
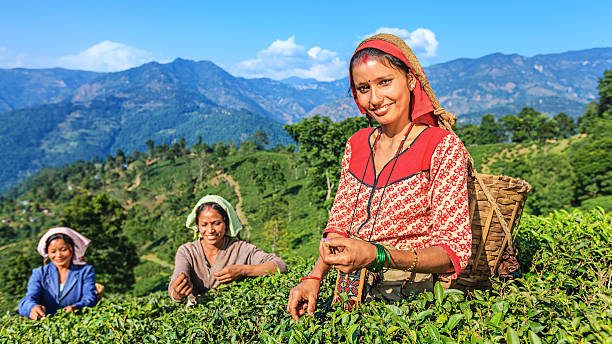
[322,140,353,238]
[428,134,472,279]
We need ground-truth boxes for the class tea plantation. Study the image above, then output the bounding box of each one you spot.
[1,209,609,343]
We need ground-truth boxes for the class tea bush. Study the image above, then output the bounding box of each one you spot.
[1,209,610,343]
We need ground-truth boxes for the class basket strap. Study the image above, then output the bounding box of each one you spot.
[471,167,514,250]
[470,206,495,275]
[492,201,521,272]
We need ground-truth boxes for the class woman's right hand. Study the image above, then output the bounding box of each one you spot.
[171,272,193,301]
[286,278,322,322]
[320,237,377,273]
[29,305,46,320]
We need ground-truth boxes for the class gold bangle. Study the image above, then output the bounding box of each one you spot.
[405,248,418,272]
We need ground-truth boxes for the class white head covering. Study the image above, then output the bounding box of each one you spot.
[185,195,243,239]
[37,227,91,265]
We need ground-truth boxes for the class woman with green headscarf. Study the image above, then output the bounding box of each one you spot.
[168,195,287,304]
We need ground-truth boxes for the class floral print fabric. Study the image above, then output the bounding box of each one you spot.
[323,127,472,279]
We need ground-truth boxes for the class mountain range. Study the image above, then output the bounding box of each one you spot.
[1,47,611,193]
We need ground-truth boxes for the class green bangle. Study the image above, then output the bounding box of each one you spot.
[377,244,385,273]
[368,243,392,273]
[381,246,391,273]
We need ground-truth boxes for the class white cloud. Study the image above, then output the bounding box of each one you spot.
[361,27,439,58]
[0,46,27,68]
[58,41,154,72]
[230,36,346,81]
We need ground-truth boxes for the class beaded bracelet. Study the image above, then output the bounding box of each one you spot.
[404,248,418,272]
[300,276,323,283]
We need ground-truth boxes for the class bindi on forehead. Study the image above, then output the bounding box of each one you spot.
[360,54,369,64]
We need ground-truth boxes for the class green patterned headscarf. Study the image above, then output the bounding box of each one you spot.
[186,195,243,239]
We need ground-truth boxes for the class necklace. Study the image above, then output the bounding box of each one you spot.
[367,123,415,241]
[347,123,415,239]
[372,123,415,175]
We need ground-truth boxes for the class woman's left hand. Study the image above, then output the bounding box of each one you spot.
[214,265,245,283]
[320,238,377,273]
[64,305,76,313]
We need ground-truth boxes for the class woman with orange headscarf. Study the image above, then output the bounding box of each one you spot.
[287,33,471,321]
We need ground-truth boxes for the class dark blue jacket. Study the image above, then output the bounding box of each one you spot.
[18,263,98,318]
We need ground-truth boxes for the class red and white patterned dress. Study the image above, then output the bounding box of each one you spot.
[323,126,472,279]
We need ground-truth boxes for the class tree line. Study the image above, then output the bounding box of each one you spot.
[286,69,612,215]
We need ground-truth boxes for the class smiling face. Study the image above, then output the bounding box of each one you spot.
[197,207,227,248]
[351,57,414,128]
[47,238,74,269]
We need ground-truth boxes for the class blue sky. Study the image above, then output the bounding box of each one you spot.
[1,0,611,81]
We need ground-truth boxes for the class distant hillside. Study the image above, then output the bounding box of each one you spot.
[0,68,101,113]
[0,94,291,192]
[67,58,344,124]
[0,47,610,192]
[3,48,610,124]
[427,48,612,123]
[306,48,612,122]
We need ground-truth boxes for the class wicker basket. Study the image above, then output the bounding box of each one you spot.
[440,173,531,290]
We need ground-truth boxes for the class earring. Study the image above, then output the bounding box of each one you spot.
[410,83,415,89]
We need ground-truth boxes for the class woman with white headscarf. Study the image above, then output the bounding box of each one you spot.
[168,195,287,304]
[18,227,98,319]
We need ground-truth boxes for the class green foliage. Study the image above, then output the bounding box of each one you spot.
[569,134,612,200]
[578,196,612,213]
[0,210,609,343]
[259,198,290,255]
[284,115,368,207]
[578,101,601,134]
[251,130,270,150]
[579,69,612,135]
[0,248,40,299]
[551,112,576,139]
[476,114,506,144]
[254,160,286,196]
[454,123,478,145]
[460,71,612,212]
[457,110,571,145]
[501,107,552,142]
[598,69,612,115]
[523,152,576,215]
[515,209,611,298]
[62,192,139,293]
[0,100,292,193]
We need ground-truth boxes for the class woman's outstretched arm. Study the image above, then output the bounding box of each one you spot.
[321,237,454,274]
[213,261,277,283]
[18,267,44,319]
[286,232,345,322]
[168,246,193,302]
